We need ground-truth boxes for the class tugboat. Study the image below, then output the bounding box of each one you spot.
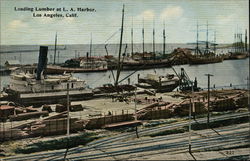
[4,46,93,106]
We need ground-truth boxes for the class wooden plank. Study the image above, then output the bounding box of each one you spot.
[103,120,142,129]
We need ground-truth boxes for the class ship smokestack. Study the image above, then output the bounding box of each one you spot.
[36,46,48,80]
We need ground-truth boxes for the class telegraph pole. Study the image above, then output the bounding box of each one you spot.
[134,88,139,138]
[64,82,70,160]
[188,98,192,153]
[192,81,196,120]
[205,74,213,124]
[67,82,70,136]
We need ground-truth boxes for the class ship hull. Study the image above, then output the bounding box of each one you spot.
[45,65,108,74]
[228,53,248,60]
[5,88,94,106]
[136,82,179,92]
[121,61,171,70]
[189,56,223,65]
[137,77,179,92]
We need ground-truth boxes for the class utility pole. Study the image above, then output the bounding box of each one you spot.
[134,88,139,138]
[67,82,70,136]
[189,98,192,153]
[205,74,213,124]
[192,81,196,120]
[64,82,70,160]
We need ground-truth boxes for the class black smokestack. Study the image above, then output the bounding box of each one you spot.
[36,46,48,80]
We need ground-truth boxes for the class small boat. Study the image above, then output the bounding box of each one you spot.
[136,73,179,92]
[226,52,248,60]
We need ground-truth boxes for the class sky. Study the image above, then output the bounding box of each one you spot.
[0,0,249,45]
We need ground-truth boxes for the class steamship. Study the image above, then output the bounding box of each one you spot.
[4,46,93,106]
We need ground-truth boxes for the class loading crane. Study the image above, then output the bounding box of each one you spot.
[171,67,200,92]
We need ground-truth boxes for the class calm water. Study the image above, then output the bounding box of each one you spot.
[0,44,248,90]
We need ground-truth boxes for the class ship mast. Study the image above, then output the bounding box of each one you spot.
[214,30,216,54]
[163,22,166,55]
[240,33,243,52]
[245,29,248,52]
[153,20,155,60]
[142,18,145,58]
[115,5,125,87]
[196,22,199,55]
[236,32,239,53]
[90,33,92,60]
[131,17,134,57]
[205,21,209,54]
[234,33,236,53]
[53,32,57,65]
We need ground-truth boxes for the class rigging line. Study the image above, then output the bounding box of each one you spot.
[105,29,121,45]
[88,73,109,87]
[118,63,148,84]
[90,29,121,54]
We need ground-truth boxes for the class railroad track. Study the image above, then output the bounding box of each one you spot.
[3,111,250,161]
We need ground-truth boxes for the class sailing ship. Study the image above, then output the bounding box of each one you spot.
[226,29,248,60]
[44,33,108,74]
[94,5,138,95]
[4,46,93,106]
[187,22,223,65]
[120,21,171,70]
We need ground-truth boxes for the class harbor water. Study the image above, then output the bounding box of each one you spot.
[0,44,249,90]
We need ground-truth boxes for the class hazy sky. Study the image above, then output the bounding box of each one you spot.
[0,0,249,45]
